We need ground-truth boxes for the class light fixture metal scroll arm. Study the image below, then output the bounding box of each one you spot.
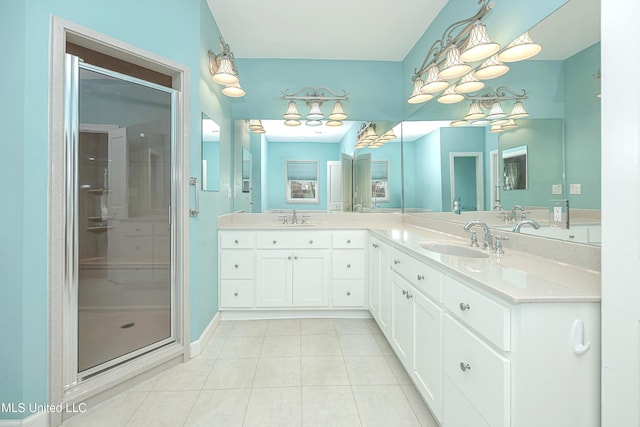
[412,0,495,79]
[208,37,239,77]
[281,86,349,102]
[465,86,527,108]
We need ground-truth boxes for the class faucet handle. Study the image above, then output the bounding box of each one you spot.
[278,215,288,224]
[494,235,509,254]
[302,215,311,224]
[469,231,480,248]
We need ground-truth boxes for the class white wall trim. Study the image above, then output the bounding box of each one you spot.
[0,411,47,427]
[190,311,221,357]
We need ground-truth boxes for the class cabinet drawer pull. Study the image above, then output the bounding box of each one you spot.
[294,256,298,260]
[272,240,277,244]
[347,239,351,244]
[417,274,424,280]
[394,260,400,265]
[407,292,412,300]
[459,302,470,311]
[234,264,239,268]
[288,256,292,260]
[234,292,238,297]
[347,264,351,268]
[402,289,407,296]
[309,240,314,244]
[460,362,471,372]
[234,239,239,244]
[372,243,379,248]
[347,291,351,296]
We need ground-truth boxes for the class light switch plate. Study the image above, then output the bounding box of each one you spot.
[570,183,582,195]
[552,184,563,195]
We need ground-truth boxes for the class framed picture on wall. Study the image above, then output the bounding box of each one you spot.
[502,145,528,190]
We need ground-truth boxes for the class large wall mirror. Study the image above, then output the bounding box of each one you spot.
[201,113,221,191]
[400,0,601,245]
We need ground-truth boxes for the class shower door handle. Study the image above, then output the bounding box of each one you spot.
[189,177,199,217]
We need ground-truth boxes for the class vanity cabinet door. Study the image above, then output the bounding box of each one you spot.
[255,250,292,307]
[413,289,443,423]
[369,238,390,334]
[292,250,330,307]
[390,271,414,368]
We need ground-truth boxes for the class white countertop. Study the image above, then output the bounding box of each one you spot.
[370,225,600,304]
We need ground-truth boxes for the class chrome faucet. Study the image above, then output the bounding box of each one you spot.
[463,220,493,250]
[513,219,541,233]
[291,209,298,224]
[510,205,525,221]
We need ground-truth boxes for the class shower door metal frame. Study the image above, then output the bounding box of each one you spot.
[49,17,190,425]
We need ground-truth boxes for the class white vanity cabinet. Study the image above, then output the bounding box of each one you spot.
[219,231,255,308]
[255,231,331,307]
[331,231,367,307]
[368,236,390,334]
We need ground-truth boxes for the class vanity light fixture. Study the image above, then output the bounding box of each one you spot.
[355,122,396,149]
[497,32,542,62]
[209,37,245,98]
[438,86,465,104]
[408,1,541,105]
[282,87,348,127]
[450,87,528,131]
[248,119,266,134]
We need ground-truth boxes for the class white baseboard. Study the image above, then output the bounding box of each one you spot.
[0,411,47,427]
[189,311,221,358]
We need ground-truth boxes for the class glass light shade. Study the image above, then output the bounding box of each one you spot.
[438,45,472,80]
[486,102,507,120]
[363,126,378,141]
[508,100,529,119]
[474,55,509,80]
[326,120,343,127]
[212,56,239,85]
[248,119,263,130]
[498,32,542,62]
[464,102,486,120]
[489,123,504,133]
[305,119,322,127]
[454,73,485,94]
[470,118,490,126]
[491,118,509,126]
[283,101,301,119]
[502,119,518,129]
[460,22,500,62]
[368,142,382,149]
[380,129,397,141]
[438,86,465,104]
[328,101,347,120]
[450,120,469,127]
[306,102,324,120]
[408,79,434,103]
[221,81,245,97]
[421,65,450,94]
[284,119,301,126]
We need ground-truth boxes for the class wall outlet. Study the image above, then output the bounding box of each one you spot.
[570,183,582,195]
[552,184,563,195]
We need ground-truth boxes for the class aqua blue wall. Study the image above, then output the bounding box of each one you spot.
[264,141,340,210]
[407,130,443,211]
[454,157,479,211]
[1,0,26,419]
[355,142,403,209]
[564,43,601,209]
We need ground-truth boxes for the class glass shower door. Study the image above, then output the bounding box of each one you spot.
[73,58,175,376]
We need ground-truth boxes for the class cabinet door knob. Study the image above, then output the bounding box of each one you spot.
[309,240,314,244]
[460,362,471,372]
[347,239,351,244]
[288,256,292,260]
[234,292,238,297]
[402,289,407,296]
[234,239,239,244]
[347,291,351,296]
[294,256,298,260]
[234,264,239,268]
[347,264,351,268]
[459,302,470,311]
[372,243,379,248]
[394,260,400,265]
[417,274,424,280]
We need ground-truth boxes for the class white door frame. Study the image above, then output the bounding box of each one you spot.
[449,152,484,211]
[327,160,342,211]
[48,16,190,427]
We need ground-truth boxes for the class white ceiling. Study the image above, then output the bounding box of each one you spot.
[260,120,356,142]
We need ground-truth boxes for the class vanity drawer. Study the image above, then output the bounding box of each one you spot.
[390,248,443,302]
[332,230,366,249]
[332,279,365,307]
[220,280,254,308]
[444,315,510,427]
[256,231,330,249]
[220,250,254,279]
[332,249,365,279]
[220,232,255,249]
[443,276,511,351]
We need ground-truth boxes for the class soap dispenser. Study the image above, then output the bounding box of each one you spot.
[453,197,461,215]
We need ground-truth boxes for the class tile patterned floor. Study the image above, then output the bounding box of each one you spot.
[61,318,439,427]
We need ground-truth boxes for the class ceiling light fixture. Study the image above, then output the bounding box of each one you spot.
[497,32,542,62]
[248,119,266,134]
[408,1,541,105]
[208,37,245,98]
[450,86,528,131]
[282,87,348,127]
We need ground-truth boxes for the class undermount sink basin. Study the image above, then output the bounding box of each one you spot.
[419,242,490,259]
[269,223,315,227]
